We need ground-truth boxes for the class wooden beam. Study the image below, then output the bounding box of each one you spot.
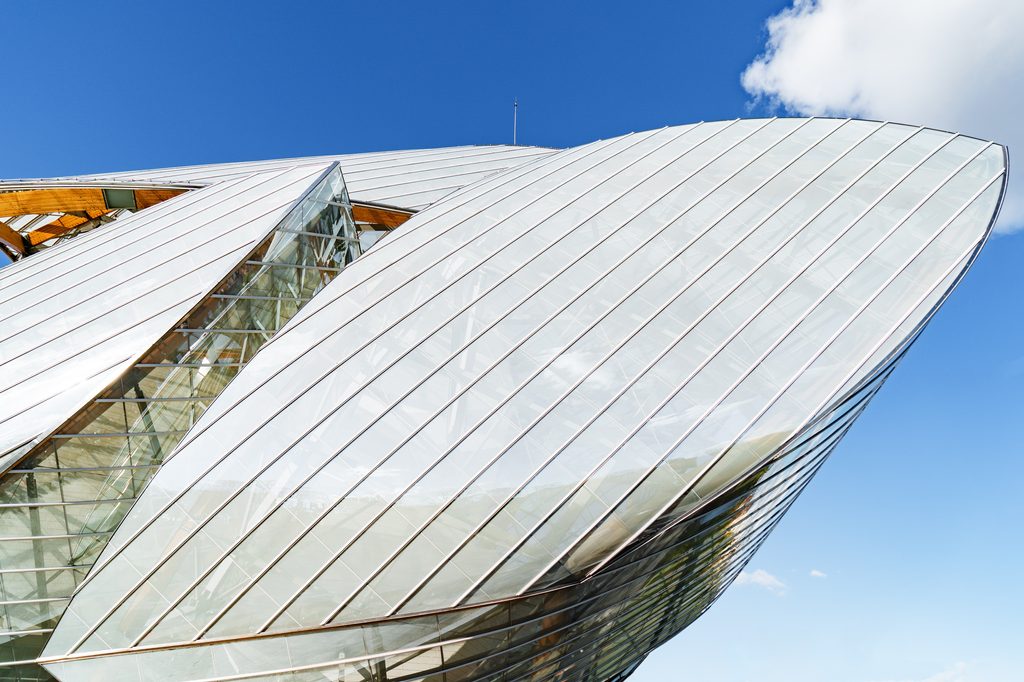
[0,186,187,217]
[0,188,107,215]
[351,203,413,229]
[24,211,110,247]
[135,188,187,209]
[0,220,26,258]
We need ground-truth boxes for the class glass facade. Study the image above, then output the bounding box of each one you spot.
[0,121,1006,682]
[0,166,358,679]
[39,354,898,682]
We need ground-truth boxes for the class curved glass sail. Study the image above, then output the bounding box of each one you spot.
[36,119,1005,682]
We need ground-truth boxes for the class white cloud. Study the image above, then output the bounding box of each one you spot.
[809,569,827,578]
[742,0,1024,232]
[735,568,786,594]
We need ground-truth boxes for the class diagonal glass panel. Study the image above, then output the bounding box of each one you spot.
[0,165,358,679]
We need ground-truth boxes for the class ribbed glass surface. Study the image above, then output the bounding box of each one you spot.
[41,354,897,682]
[30,119,1007,682]
[0,166,357,679]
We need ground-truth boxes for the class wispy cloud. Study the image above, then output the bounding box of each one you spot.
[741,0,1024,233]
[809,569,827,578]
[735,568,786,594]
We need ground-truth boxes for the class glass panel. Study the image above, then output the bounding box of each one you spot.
[1,166,358,674]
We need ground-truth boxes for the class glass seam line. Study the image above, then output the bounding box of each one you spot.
[65,126,683,599]
[39,460,809,678]
[0,166,348,622]
[0,142,535,281]
[0,193,313,380]
[101,121,730,647]
[0,290,209,435]
[240,128,676,364]
[0,164,333,348]
[48,127,655,647]
[354,166,541,194]
[511,136,983,590]
[341,149,558,185]
[438,121,926,604]
[576,170,1001,582]
[0,171,256,294]
[627,356,897,560]
[531,154,993,589]
[0,166,304,310]
[583,183,992,581]
[315,118,850,622]
[493,430,858,682]
[126,478,805,682]
[37,412,852,671]
[379,118,880,614]
[68,130,643,575]
[151,146,551,191]
[164,118,802,642]
[171,120,786,641]
[0,343,131,443]
[335,150,554,188]
[0,162,345,444]
[0,176,353,658]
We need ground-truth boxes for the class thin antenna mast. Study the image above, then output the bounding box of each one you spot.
[513,98,518,145]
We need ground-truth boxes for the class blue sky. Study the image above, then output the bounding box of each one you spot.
[2,2,1021,680]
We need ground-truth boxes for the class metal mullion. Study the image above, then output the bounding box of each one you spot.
[243,259,344,272]
[352,167,526,194]
[187,121,779,640]
[383,119,878,614]
[172,328,293,334]
[111,131,635,489]
[577,425,847,593]
[576,432,839,599]
[10,464,162,474]
[574,174,1001,583]
[53,525,749,682]
[0,565,91,575]
[0,628,53,638]
[2,200,312,411]
[130,123,738,645]
[0,596,70,606]
[40,455,798,673]
[0,532,112,542]
[0,167,317,333]
[342,148,549,186]
[2,290,208,406]
[341,138,605,259]
[210,294,311,302]
[94,397,204,403]
[133,362,244,368]
[50,430,188,439]
[64,131,682,621]
[274,228,359,241]
[590,172,999,578]
[0,498,136,509]
[0,171,260,297]
[457,538,768,682]
[439,123,927,606]
[2,166,342,410]
[501,134,976,595]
